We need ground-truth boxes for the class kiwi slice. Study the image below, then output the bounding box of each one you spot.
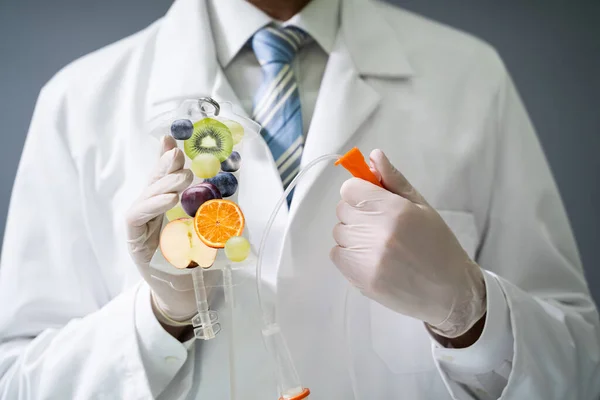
[184,118,233,162]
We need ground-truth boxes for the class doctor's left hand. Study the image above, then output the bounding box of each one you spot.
[330,149,487,342]
[126,135,198,337]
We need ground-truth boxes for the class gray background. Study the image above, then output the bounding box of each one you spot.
[0,0,598,304]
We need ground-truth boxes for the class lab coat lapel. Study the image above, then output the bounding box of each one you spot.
[210,69,246,117]
[144,0,218,119]
[288,0,414,221]
[288,36,380,223]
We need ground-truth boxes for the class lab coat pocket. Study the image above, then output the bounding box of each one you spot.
[369,210,479,374]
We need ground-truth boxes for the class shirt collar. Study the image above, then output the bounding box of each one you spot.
[281,0,340,54]
[208,0,341,68]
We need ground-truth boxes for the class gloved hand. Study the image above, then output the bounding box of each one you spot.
[126,135,197,323]
[330,149,486,338]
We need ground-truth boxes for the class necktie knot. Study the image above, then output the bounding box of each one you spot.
[252,26,308,66]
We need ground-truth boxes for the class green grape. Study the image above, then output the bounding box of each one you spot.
[224,236,251,262]
[191,153,221,179]
[220,119,244,145]
[166,204,189,221]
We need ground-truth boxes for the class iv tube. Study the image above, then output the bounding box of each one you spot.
[256,153,341,324]
[255,153,341,399]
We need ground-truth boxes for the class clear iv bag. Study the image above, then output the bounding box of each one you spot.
[144,98,265,399]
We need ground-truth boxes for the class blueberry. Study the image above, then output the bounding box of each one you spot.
[170,119,194,140]
[205,172,238,198]
[221,151,241,172]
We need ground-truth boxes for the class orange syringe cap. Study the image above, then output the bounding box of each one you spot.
[279,388,310,400]
[334,147,383,187]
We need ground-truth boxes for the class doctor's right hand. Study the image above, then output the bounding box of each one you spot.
[125,135,198,328]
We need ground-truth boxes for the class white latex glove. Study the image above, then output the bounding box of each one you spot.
[331,149,486,338]
[126,135,197,322]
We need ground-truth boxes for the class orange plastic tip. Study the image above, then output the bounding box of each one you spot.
[279,388,310,400]
[334,147,382,187]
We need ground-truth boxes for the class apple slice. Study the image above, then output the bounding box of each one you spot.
[160,218,217,269]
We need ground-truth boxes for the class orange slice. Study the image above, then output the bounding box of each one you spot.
[194,199,245,248]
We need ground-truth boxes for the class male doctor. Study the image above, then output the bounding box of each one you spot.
[0,0,599,398]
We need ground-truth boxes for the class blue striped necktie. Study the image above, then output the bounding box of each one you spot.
[251,25,309,204]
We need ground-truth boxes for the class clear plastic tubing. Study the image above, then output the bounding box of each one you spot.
[256,153,341,398]
[191,267,216,339]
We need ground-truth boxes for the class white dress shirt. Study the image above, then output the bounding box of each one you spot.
[207,0,340,136]
[133,1,514,399]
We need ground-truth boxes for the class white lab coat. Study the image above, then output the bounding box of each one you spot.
[1,0,599,399]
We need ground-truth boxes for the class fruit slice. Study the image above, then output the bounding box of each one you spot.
[160,218,218,269]
[191,153,221,178]
[224,236,251,262]
[219,118,244,145]
[194,199,245,248]
[166,204,189,221]
[184,118,233,162]
[181,182,222,217]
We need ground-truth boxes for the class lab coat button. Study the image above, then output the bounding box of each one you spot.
[164,356,180,365]
[441,355,454,362]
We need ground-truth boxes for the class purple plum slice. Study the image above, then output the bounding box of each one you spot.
[181,182,222,217]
